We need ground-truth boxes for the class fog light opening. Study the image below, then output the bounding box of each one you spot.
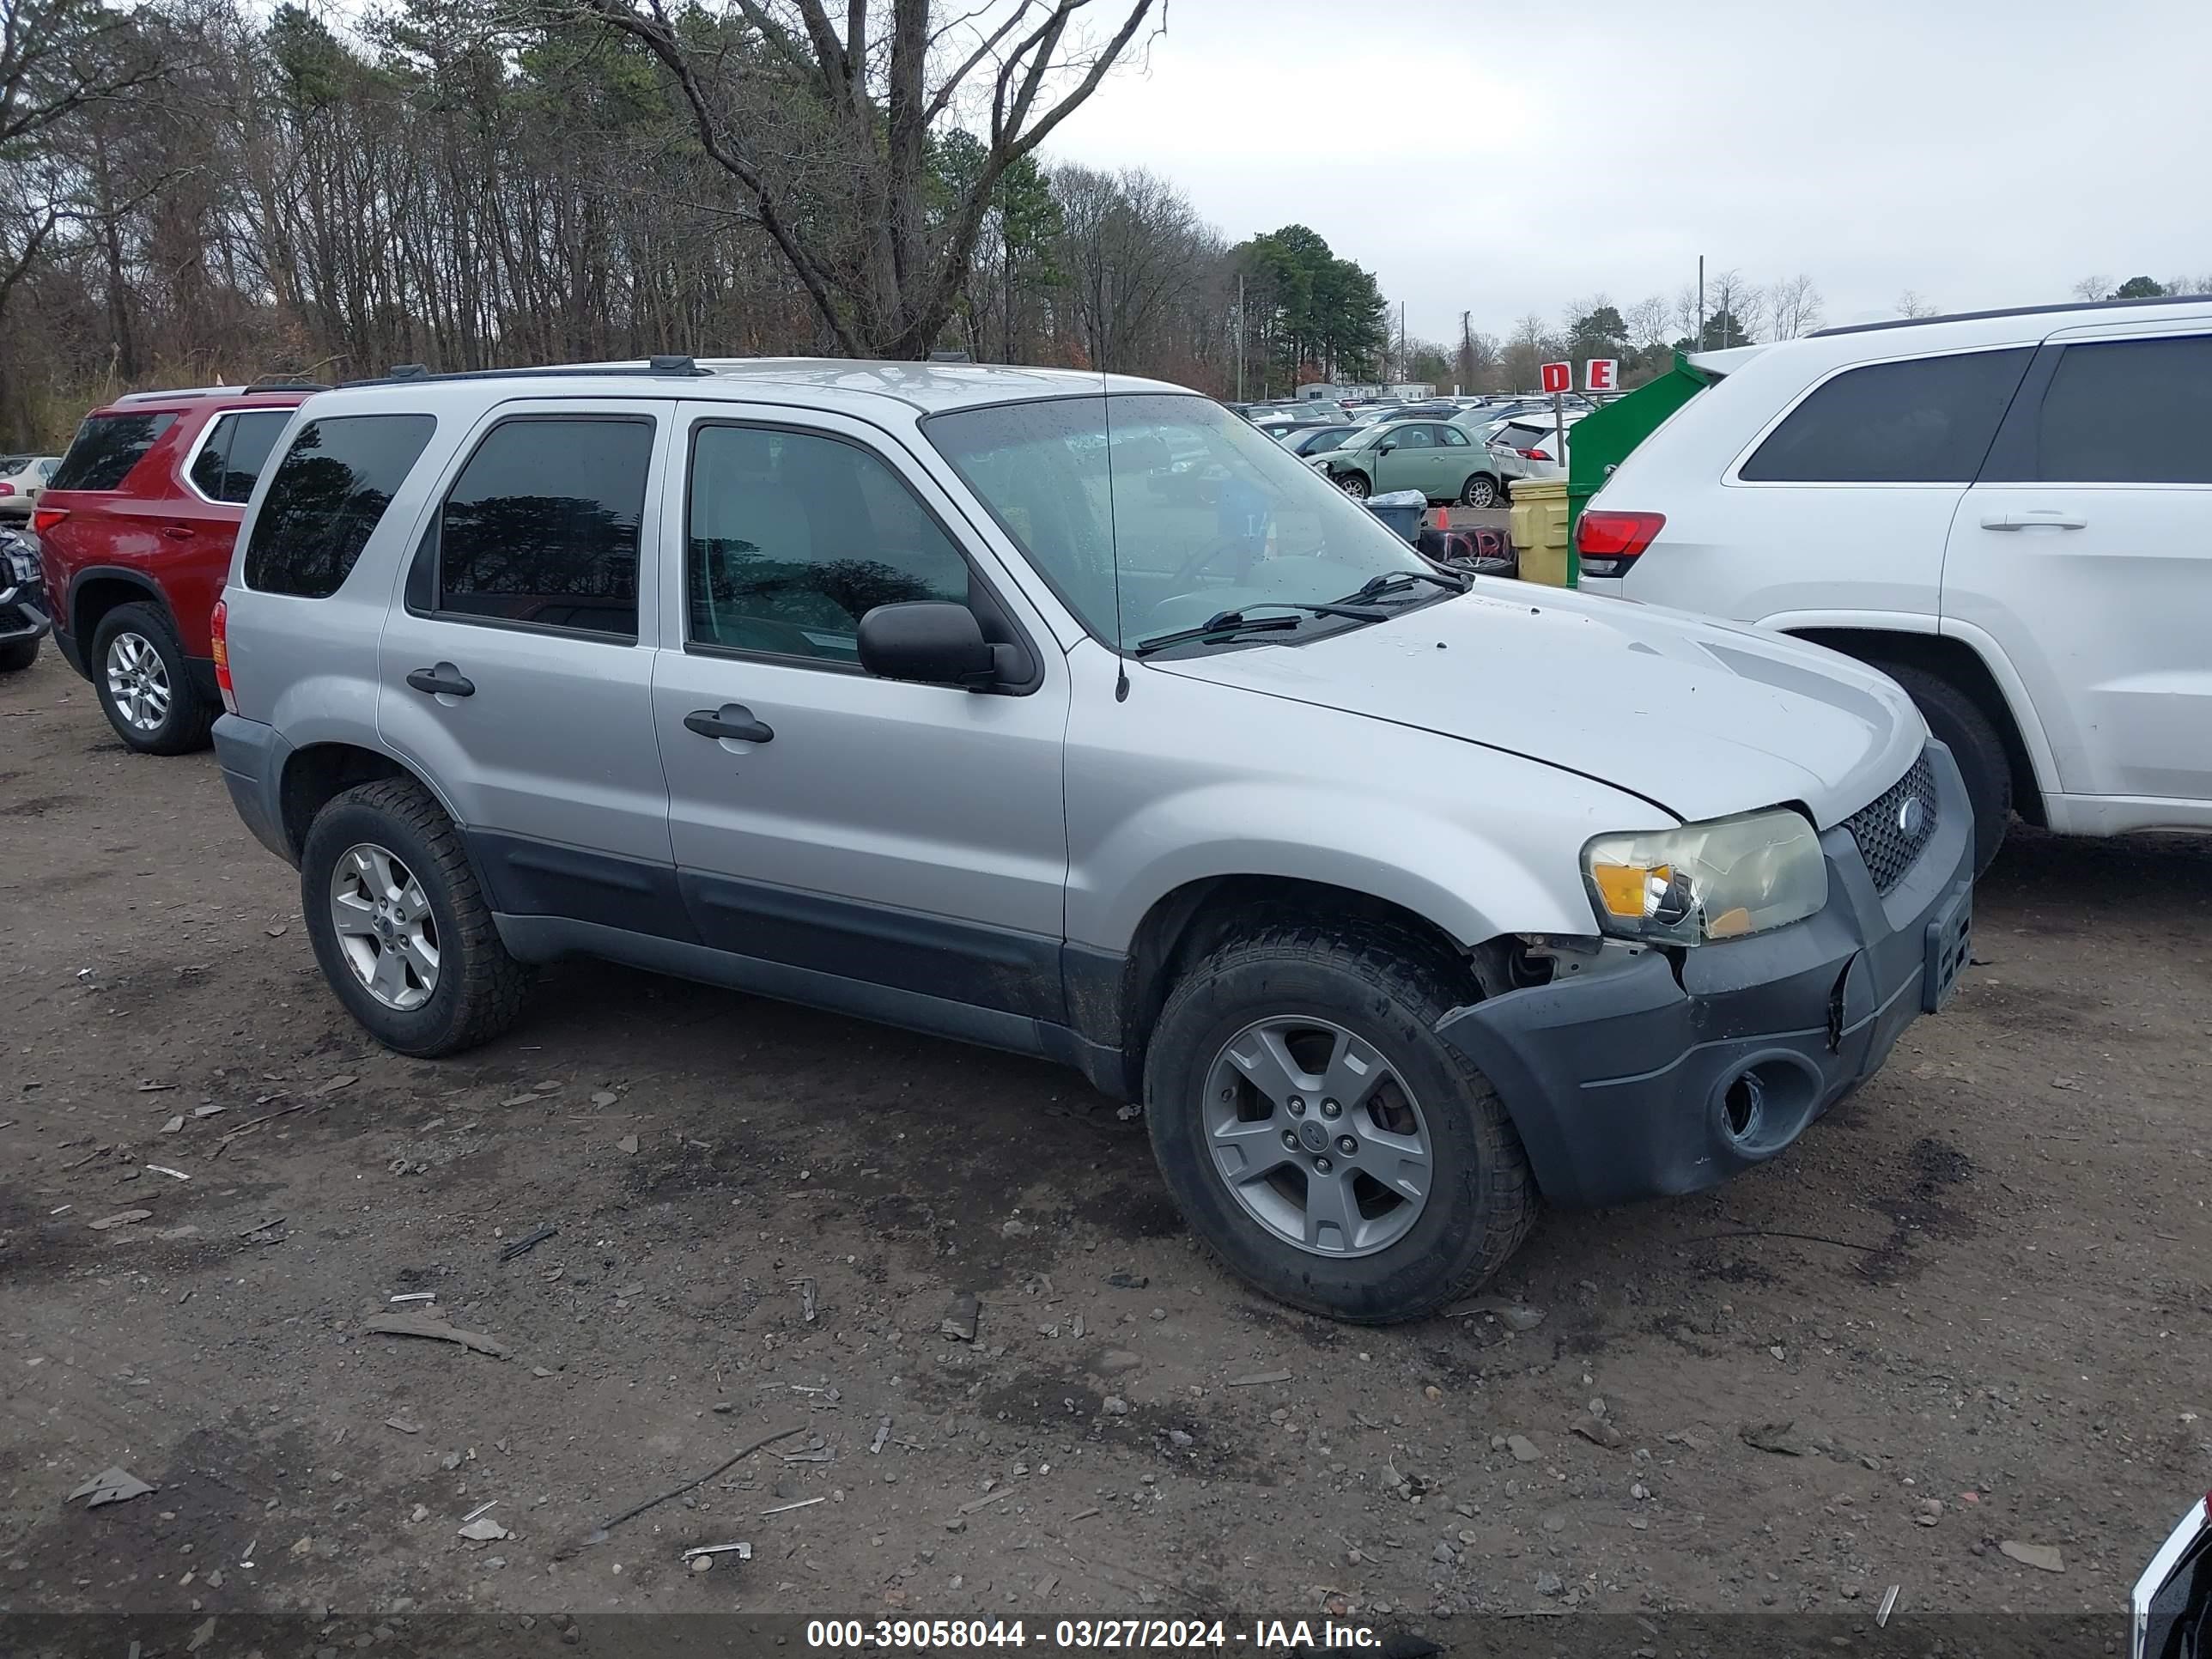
[1723,1072,1763,1140]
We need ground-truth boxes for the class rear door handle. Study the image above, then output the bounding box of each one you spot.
[684,703,775,744]
[1980,512,2087,531]
[160,525,194,542]
[406,662,475,697]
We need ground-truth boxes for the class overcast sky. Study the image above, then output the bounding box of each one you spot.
[1047,0,2212,346]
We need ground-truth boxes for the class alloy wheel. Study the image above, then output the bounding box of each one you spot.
[1201,1016,1432,1257]
[328,842,440,1010]
[104,632,171,733]
[1337,472,1370,500]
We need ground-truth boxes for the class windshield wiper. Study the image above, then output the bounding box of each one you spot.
[1131,600,1386,657]
[1344,568,1470,603]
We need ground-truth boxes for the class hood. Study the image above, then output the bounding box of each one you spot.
[1149,586,1926,828]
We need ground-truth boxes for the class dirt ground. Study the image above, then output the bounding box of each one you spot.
[3,640,2208,1647]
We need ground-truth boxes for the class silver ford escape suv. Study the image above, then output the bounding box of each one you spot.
[211,357,1974,1323]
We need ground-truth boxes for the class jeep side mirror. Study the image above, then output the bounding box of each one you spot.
[857,601,1012,690]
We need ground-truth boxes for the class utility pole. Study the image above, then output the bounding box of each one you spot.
[1696,254,1705,352]
[1460,308,1471,394]
[1236,273,1245,404]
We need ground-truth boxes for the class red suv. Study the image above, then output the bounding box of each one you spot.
[38,381,319,751]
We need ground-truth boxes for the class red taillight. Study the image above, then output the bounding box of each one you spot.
[1574,510,1668,578]
[0,483,15,496]
[32,506,66,533]
[210,598,237,714]
[1524,448,1552,462]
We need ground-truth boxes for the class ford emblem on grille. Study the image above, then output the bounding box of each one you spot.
[1897,794,1927,839]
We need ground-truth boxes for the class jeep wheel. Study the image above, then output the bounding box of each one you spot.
[301,778,528,1056]
[1144,920,1536,1323]
[93,602,213,754]
[1877,662,2011,877]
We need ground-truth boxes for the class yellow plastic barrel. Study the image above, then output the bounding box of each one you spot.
[1508,477,1573,586]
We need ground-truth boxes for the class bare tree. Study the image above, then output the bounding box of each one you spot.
[574,0,1163,359]
[1896,289,1940,318]
[1626,294,1670,354]
[2069,275,2111,302]
[1704,268,1759,346]
[1765,273,1824,339]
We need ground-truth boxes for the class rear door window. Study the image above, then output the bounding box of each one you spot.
[188,410,292,504]
[244,414,438,599]
[428,416,653,639]
[1739,349,2033,483]
[50,412,177,491]
[2017,335,2212,483]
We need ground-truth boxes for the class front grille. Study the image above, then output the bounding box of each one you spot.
[1844,753,1938,895]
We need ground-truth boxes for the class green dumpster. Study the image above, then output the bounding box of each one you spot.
[1565,353,1721,575]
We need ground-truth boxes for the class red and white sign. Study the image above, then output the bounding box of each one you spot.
[1539,361,1571,394]
[1584,357,1619,392]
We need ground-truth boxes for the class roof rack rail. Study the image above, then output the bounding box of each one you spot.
[348,358,712,389]
[927,349,972,363]
[245,377,331,393]
[112,386,228,404]
[1812,290,2212,338]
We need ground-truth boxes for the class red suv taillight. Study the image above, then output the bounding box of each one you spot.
[1575,510,1667,578]
[32,506,66,533]
[210,598,237,714]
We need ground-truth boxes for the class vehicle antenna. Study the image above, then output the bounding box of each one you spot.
[1103,349,1129,702]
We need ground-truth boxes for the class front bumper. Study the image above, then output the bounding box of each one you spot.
[1440,741,1974,1209]
[0,578,50,645]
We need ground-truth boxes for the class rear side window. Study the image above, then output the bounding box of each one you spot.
[1739,349,2033,483]
[2018,335,2212,483]
[50,412,177,491]
[431,416,652,639]
[244,415,437,599]
[189,410,293,504]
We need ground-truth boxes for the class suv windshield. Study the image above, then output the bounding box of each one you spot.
[927,393,1431,650]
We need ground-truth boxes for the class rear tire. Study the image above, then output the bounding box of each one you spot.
[1458,473,1498,508]
[1143,919,1536,1323]
[92,601,212,754]
[1335,471,1371,501]
[301,778,529,1057]
[1876,661,2012,877]
[0,635,37,673]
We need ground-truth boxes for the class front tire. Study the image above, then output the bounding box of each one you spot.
[1143,920,1535,1323]
[1334,471,1371,501]
[1876,662,2012,877]
[0,635,37,673]
[301,778,529,1056]
[1459,473,1498,508]
[92,601,213,754]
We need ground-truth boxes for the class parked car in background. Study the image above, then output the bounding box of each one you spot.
[1310,418,1504,504]
[1279,424,1359,458]
[1488,410,1587,483]
[210,355,1970,1324]
[0,454,59,520]
[1577,294,2212,872]
[0,522,50,672]
[35,380,321,752]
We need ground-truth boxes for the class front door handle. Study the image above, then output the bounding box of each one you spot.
[161,525,194,542]
[1980,512,2087,532]
[684,703,775,744]
[406,663,475,697]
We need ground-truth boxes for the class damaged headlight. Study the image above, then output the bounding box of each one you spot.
[1,532,38,586]
[1582,809,1827,946]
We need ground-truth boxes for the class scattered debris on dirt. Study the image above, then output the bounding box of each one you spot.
[939,1292,980,1341]
[68,1468,155,1508]
[361,1311,510,1358]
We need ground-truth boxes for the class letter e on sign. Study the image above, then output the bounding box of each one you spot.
[1540,362,1571,395]
[1585,358,1619,392]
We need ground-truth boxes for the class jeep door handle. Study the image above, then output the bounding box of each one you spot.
[406,663,475,697]
[1980,512,2086,532]
[684,703,774,744]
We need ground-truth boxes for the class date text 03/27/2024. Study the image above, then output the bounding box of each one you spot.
[804,1619,1383,1651]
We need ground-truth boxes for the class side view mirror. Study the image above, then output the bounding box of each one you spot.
[1377,441,1396,455]
[857,601,1014,690]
